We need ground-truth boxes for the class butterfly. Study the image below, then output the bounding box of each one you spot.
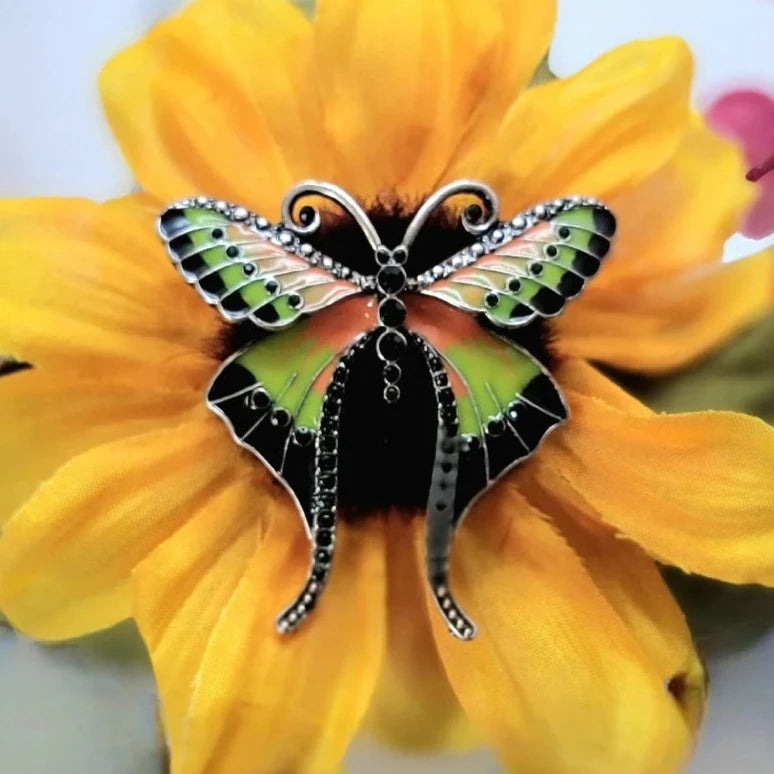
[157,179,616,640]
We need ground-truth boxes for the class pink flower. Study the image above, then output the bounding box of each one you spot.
[707,90,774,239]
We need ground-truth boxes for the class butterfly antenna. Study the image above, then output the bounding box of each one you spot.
[275,342,360,634]
[412,333,477,640]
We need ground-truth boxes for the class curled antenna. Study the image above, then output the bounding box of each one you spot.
[281,179,383,252]
[400,179,500,253]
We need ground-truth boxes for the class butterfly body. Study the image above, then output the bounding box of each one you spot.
[158,180,616,639]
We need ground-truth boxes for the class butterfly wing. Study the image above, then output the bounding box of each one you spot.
[206,296,375,533]
[418,198,616,327]
[407,297,567,522]
[158,198,363,329]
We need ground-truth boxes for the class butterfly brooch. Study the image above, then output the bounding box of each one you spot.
[157,180,616,640]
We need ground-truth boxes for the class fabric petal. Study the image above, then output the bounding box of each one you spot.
[454,37,693,214]
[0,368,199,525]
[518,465,706,732]
[100,0,322,215]
[363,513,477,751]
[0,194,216,387]
[744,180,774,240]
[0,413,247,639]
[535,360,774,585]
[593,117,754,288]
[174,507,385,774]
[553,248,774,373]
[133,474,261,753]
[421,488,693,774]
[314,0,552,201]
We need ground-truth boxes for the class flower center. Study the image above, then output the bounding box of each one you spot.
[746,153,774,183]
[217,202,555,517]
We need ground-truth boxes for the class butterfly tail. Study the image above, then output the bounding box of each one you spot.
[415,333,478,641]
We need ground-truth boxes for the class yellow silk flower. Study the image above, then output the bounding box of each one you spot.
[1,0,774,772]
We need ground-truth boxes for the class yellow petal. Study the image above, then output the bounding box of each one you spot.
[447,0,557,166]
[0,413,247,639]
[535,360,774,584]
[175,509,385,774]
[421,488,694,773]
[553,248,774,373]
[314,0,552,200]
[0,194,216,387]
[0,368,199,525]
[594,116,754,289]
[519,466,706,732]
[363,513,478,751]
[133,474,261,752]
[455,37,693,214]
[101,0,322,214]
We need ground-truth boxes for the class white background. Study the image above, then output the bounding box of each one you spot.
[1,1,773,771]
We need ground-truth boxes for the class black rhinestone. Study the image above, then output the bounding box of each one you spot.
[446,419,459,436]
[434,372,449,387]
[376,264,406,294]
[242,263,257,277]
[247,387,271,410]
[544,244,559,258]
[288,293,303,309]
[378,297,407,327]
[439,388,455,406]
[507,277,522,293]
[467,435,481,453]
[226,245,239,258]
[319,415,338,433]
[441,438,456,454]
[211,228,224,239]
[377,330,407,361]
[383,384,401,403]
[486,417,505,436]
[465,203,483,222]
[440,461,454,474]
[312,565,327,581]
[316,511,335,529]
[428,355,443,371]
[328,382,344,400]
[293,427,314,446]
[529,262,544,276]
[318,474,336,491]
[484,292,500,309]
[318,454,336,472]
[299,205,315,226]
[319,434,337,453]
[558,226,571,239]
[333,363,349,383]
[315,549,332,564]
[316,492,335,508]
[270,408,291,427]
[316,529,334,547]
[322,398,341,418]
[265,279,280,294]
[383,363,401,384]
[507,400,521,421]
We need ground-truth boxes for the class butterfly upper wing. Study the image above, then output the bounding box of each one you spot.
[418,198,616,327]
[158,198,363,329]
[407,297,567,522]
[207,296,376,534]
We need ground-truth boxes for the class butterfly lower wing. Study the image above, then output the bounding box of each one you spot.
[206,297,372,534]
[407,297,567,522]
[158,199,361,329]
[420,200,616,327]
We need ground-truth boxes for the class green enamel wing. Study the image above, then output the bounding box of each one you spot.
[157,185,616,642]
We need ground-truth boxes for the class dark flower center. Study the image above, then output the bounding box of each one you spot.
[217,202,555,516]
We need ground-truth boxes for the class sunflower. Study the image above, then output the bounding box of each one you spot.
[2,0,774,772]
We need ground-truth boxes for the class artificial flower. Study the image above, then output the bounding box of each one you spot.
[2,1,774,773]
[707,89,774,239]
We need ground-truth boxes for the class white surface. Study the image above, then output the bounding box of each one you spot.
[0,1,773,772]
